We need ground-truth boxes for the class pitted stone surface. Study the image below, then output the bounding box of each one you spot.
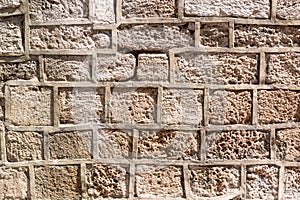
[94,0,115,23]
[276,127,300,161]
[0,60,37,81]
[200,23,229,47]
[277,0,300,20]
[284,167,300,199]
[0,0,21,9]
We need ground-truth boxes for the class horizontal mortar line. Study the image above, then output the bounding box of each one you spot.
[29,18,93,26]
[0,9,23,17]
[0,55,30,63]
[118,18,186,25]
[93,24,117,30]
[29,50,95,56]
[132,198,185,200]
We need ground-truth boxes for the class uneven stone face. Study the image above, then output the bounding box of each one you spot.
[209,90,252,125]
[266,53,300,85]
[284,167,300,199]
[86,164,128,198]
[162,89,203,125]
[258,90,300,124]
[0,82,3,122]
[44,56,91,81]
[49,131,92,159]
[97,53,136,82]
[110,88,157,124]
[0,60,37,81]
[0,0,21,9]
[277,0,300,20]
[246,165,279,199]
[200,23,229,47]
[98,129,132,159]
[10,86,52,126]
[185,0,270,18]
[94,0,115,23]
[35,165,80,199]
[58,87,105,124]
[6,131,43,162]
[122,0,176,18]
[175,53,258,84]
[206,130,270,160]
[135,165,183,198]
[0,167,28,199]
[235,25,300,47]
[276,127,300,161]
[30,0,89,21]
[30,26,111,50]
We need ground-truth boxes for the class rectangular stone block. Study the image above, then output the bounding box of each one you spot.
[162,89,203,125]
[209,90,252,125]
[277,0,300,20]
[0,82,3,122]
[30,26,111,50]
[9,86,53,126]
[276,127,300,161]
[266,53,300,85]
[94,0,115,24]
[206,130,270,160]
[175,53,258,84]
[234,25,300,47]
[200,23,229,47]
[49,131,92,159]
[6,131,43,162]
[284,167,300,199]
[110,88,157,124]
[135,165,183,198]
[0,60,37,81]
[44,56,91,81]
[0,0,21,10]
[35,165,80,199]
[58,87,105,124]
[86,164,129,198]
[185,0,270,18]
[258,90,300,124]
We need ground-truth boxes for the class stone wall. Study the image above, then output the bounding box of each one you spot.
[0,0,299,199]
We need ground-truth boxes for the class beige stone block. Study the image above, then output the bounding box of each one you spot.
[0,60,37,81]
[276,127,300,161]
[200,23,229,47]
[0,0,21,9]
[94,0,115,24]
[277,0,300,20]
[284,167,300,199]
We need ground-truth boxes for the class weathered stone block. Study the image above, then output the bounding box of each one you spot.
[0,0,21,10]
[94,0,115,24]
[49,131,92,159]
[10,86,52,126]
[0,60,37,81]
[6,131,43,162]
[86,164,129,198]
[276,127,300,161]
[35,165,80,199]
[200,23,229,47]
[185,0,270,18]
[246,165,279,199]
[135,165,183,198]
[284,167,300,199]
[277,0,300,20]
[0,82,4,122]
[258,90,300,124]
[162,89,203,125]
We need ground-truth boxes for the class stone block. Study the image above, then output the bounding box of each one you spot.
[0,60,37,81]
[94,0,115,24]
[135,165,183,198]
[277,0,300,20]
[200,23,229,47]
[284,167,300,199]
[276,127,300,161]
[0,0,21,10]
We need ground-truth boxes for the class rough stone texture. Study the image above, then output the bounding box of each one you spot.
[86,164,128,198]
[138,130,198,160]
[118,24,194,52]
[185,0,270,18]
[209,90,252,125]
[94,0,115,24]
[246,165,279,199]
[0,82,4,122]
[0,167,28,199]
[122,0,176,18]
[200,23,229,47]
[44,56,91,81]
[206,130,270,160]
[162,89,203,125]
[135,165,183,198]
[277,0,300,20]
[30,0,89,21]
[97,53,136,82]
[235,25,300,48]
[189,166,240,197]
[110,88,157,124]
[0,60,37,81]
[10,86,52,126]
[58,87,105,124]
[6,131,43,162]
[266,53,300,85]
[284,167,300,199]
[276,127,300,161]
[49,131,92,159]
[35,165,80,199]
[98,129,132,159]
[0,0,21,10]
[258,90,300,124]
[175,53,258,84]
[30,26,111,50]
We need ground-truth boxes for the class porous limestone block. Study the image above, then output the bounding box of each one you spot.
[175,53,258,84]
[58,87,105,124]
[0,82,4,122]
[277,0,300,20]
[0,0,21,9]
[35,165,80,199]
[0,60,37,81]
[49,131,92,159]
[184,0,270,18]
[86,164,129,198]
[246,165,279,199]
[6,131,43,162]
[209,90,252,125]
[284,167,300,199]
[266,53,300,85]
[162,89,203,125]
[10,86,52,126]
[276,127,300,161]
[110,88,157,124]
[44,56,91,81]
[94,0,115,24]
[135,165,183,198]
[258,90,300,124]
[206,130,270,160]
[200,23,229,47]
